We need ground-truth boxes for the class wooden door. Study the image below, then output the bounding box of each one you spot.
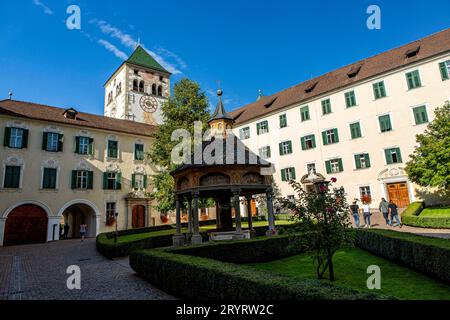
[4,205,48,246]
[132,205,146,229]
[387,183,410,208]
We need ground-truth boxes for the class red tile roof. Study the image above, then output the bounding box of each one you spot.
[0,100,156,137]
[230,28,450,125]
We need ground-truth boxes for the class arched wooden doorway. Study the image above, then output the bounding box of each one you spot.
[4,204,48,246]
[132,205,146,228]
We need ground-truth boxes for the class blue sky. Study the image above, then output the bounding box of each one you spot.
[0,0,449,114]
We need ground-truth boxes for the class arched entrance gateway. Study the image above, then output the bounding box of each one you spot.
[60,202,97,238]
[4,204,48,246]
[171,91,276,246]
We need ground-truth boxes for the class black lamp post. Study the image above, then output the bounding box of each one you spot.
[114,212,119,244]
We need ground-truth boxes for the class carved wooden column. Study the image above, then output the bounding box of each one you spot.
[246,196,255,239]
[191,191,202,245]
[232,189,245,240]
[172,195,184,246]
[266,188,278,236]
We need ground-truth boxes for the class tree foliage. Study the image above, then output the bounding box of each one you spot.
[148,78,211,213]
[406,103,450,191]
[278,179,353,281]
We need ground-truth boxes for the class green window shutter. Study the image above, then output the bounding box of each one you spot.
[291,168,296,180]
[281,169,286,182]
[365,154,371,168]
[439,62,449,80]
[414,71,422,87]
[103,172,108,190]
[311,135,316,148]
[325,161,332,174]
[413,106,428,124]
[279,143,283,155]
[71,170,77,189]
[87,171,94,190]
[338,159,343,172]
[116,172,122,190]
[379,115,391,132]
[21,129,29,148]
[267,147,271,158]
[42,132,49,150]
[88,138,94,155]
[355,154,361,169]
[287,141,292,154]
[131,174,136,189]
[385,149,393,164]
[75,137,80,154]
[256,123,261,135]
[333,128,339,143]
[43,168,57,189]
[322,131,328,145]
[301,137,306,150]
[4,127,11,147]
[58,134,64,152]
[396,148,402,163]
[143,175,148,189]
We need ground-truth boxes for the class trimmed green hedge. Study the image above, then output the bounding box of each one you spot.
[97,222,298,259]
[130,249,387,300]
[402,202,450,229]
[164,235,305,264]
[355,229,450,285]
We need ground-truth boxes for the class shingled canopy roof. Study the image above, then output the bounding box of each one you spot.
[171,135,271,174]
[0,99,156,137]
[230,28,450,125]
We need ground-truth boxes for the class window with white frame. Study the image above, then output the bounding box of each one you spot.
[330,159,340,173]
[134,174,145,189]
[259,146,271,159]
[78,137,90,155]
[239,127,250,140]
[76,171,88,189]
[46,132,59,152]
[10,128,24,148]
[307,163,316,174]
[359,186,372,198]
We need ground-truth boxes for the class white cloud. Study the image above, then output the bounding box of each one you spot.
[32,0,54,15]
[98,40,128,60]
[91,19,183,74]
[155,46,187,70]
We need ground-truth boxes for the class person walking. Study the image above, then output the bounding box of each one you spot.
[388,200,402,228]
[349,200,360,228]
[379,198,391,226]
[63,223,70,239]
[80,224,87,242]
[362,202,371,228]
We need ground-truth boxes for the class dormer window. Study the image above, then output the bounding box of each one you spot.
[63,108,78,120]
[264,97,277,108]
[347,64,363,78]
[405,46,420,58]
[304,81,318,93]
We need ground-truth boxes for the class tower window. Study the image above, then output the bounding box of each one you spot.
[152,84,157,95]
[139,81,145,93]
[133,79,139,91]
[157,85,162,96]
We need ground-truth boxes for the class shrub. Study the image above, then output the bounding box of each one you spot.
[103,224,174,240]
[164,235,306,264]
[402,202,450,229]
[355,229,450,285]
[130,249,387,300]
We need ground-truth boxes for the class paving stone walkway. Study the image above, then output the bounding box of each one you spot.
[0,238,174,300]
[353,210,450,239]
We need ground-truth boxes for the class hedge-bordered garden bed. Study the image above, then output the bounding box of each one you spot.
[355,229,450,285]
[402,202,450,229]
[130,239,387,300]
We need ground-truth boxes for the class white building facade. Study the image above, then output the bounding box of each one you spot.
[231,29,450,208]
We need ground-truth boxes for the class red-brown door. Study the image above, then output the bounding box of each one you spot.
[132,205,146,229]
[4,204,48,246]
[387,183,410,208]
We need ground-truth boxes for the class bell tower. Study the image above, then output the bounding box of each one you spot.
[104,45,171,125]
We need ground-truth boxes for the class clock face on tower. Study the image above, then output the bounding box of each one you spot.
[139,96,158,113]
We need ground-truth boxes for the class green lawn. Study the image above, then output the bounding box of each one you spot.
[248,247,450,300]
[420,207,450,218]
